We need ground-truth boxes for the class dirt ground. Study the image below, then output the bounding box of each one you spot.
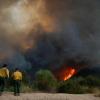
[0,93,99,100]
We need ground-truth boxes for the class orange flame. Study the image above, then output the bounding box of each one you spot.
[56,66,77,81]
[63,67,76,81]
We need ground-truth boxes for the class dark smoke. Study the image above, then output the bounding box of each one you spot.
[0,0,100,72]
[26,0,100,70]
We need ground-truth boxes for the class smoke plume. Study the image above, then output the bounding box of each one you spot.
[0,0,100,71]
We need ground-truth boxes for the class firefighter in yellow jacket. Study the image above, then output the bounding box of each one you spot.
[0,64,9,95]
[12,68,22,96]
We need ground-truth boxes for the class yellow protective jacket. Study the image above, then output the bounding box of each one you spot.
[0,67,9,78]
[12,71,22,81]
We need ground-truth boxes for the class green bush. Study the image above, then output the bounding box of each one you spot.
[35,69,57,92]
[57,79,87,94]
[84,76,100,87]
[57,76,100,94]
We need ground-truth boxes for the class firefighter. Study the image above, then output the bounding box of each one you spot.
[12,68,22,96]
[0,64,9,95]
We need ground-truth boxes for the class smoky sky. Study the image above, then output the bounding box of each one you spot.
[0,0,100,70]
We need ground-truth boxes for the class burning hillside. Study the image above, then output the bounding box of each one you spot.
[0,0,100,80]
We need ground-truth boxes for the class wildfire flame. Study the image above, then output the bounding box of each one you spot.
[56,66,77,81]
[63,67,76,81]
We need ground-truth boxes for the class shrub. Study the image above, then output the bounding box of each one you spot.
[87,87,100,93]
[84,76,100,87]
[21,84,33,93]
[57,79,87,94]
[35,69,57,92]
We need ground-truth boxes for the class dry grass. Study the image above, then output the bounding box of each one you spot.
[95,94,100,97]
